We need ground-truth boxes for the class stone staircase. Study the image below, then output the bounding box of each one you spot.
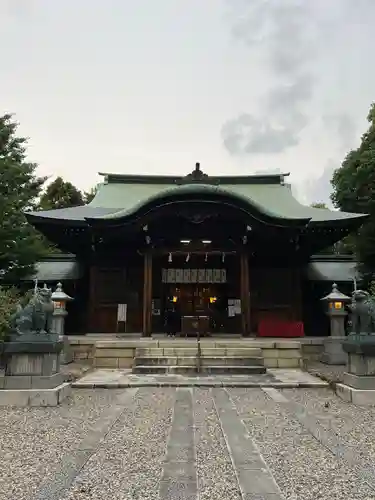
[132,345,266,375]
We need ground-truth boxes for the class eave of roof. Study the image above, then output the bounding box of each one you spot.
[24,166,368,228]
[98,171,290,185]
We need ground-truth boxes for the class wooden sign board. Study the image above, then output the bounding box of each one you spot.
[162,268,227,284]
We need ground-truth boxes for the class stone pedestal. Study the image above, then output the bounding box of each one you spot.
[321,336,348,365]
[52,310,73,364]
[320,283,350,365]
[0,335,71,406]
[59,335,73,364]
[336,335,375,405]
[51,283,73,364]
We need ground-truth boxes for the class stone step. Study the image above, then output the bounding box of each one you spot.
[134,356,197,367]
[132,365,266,375]
[135,347,262,357]
[133,356,264,367]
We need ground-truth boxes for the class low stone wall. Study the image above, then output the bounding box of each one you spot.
[68,336,325,370]
[301,342,324,363]
[69,338,96,363]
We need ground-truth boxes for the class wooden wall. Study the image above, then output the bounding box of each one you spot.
[86,255,303,335]
[88,255,143,333]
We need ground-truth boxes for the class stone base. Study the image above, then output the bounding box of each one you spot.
[0,372,65,390]
[60,336,73,365]
[343,372,375,390]
[0,382,71,407]
[336,383,375,406]
[321,336,347,365]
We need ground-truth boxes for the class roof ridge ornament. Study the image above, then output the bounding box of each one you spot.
[176,162,218,185]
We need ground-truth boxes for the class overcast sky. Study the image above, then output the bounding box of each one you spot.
[2,0,375,205]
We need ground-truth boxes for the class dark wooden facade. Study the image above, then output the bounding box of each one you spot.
[25,165,367,336]
[85,253,304,335]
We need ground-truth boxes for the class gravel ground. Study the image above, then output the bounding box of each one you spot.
[62,388,174,500]
[305,361,345,384]
[2,386,375,500]
[193,388,242,500]
[0,390,128,500]
[283,387,375,469]
[228,388,375,500]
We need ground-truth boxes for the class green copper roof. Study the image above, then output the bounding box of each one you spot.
[88,175,364,223]
[26,165,368,226]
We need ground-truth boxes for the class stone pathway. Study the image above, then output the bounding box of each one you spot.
[2,387,375,499]
[72,368,327,388]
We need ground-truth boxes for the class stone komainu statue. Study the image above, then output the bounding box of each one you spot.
[349,290,375,335]
[11,287,54,336]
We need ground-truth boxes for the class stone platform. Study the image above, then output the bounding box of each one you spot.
[69,334,325,370]
[0,382,71,407]
[72,368,328,388]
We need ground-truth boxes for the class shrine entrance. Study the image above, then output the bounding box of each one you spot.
[148,252,246,336]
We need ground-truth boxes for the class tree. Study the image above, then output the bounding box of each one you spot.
[0,114,47,281]
[310,203,354,255]
[39,176,84,210]
[83,184,98,204]
[311,202,328,210]
[331,102,375,277]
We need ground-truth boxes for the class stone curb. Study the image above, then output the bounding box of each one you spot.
[71,381,328,389]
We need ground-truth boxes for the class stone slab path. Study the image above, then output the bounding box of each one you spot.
[72,368,328,388]
[2,387,375,500]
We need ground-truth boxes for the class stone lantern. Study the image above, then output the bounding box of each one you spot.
[320,283,351,364]
[51,282,73,364]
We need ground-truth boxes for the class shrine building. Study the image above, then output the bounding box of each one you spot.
[26,163,367,338]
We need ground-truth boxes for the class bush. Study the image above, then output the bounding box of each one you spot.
[0,287,21,341]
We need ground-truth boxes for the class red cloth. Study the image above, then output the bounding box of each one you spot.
[258,319,304,337]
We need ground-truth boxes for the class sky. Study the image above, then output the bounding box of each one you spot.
[1,0,375,206]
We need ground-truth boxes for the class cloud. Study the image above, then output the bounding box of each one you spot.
[222,0,316,155]
[0,0,34,19]
[322,113,357,152]
[303,114,357,206]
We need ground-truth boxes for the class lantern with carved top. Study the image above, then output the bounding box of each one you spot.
[320,283,351,364]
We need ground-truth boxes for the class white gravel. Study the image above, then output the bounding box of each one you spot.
[228,388,375,500]
[283,388,375,471]
[193,388,242,500]
[3,386,375,500]
[62,388,175,500]
[0,389,126,500]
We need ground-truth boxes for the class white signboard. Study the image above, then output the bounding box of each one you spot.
[117,303,127,322]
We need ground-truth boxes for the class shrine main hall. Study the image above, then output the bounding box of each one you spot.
[26,164,367,338]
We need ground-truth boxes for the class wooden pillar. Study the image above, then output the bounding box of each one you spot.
[88,266,97,332]
[142,252,153,337]
[292,267,302,321]
[240,252,251,336]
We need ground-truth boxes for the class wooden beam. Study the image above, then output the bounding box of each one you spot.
[142,252,153,337]
[88,266,97,332]
[240,252,251,336]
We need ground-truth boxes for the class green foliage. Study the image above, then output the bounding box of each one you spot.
[0,287,20,340]
[369,280,375,300]
[331,102,375,277]
[39,176,84,210]
[83,184,98,204]
[311,202,328,210]
[0,114,48,282]
[309,203,353,255]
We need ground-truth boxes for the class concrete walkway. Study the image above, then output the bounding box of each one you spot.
[72,368,328,388]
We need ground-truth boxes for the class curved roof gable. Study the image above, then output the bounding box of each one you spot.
[25,164,368,228]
